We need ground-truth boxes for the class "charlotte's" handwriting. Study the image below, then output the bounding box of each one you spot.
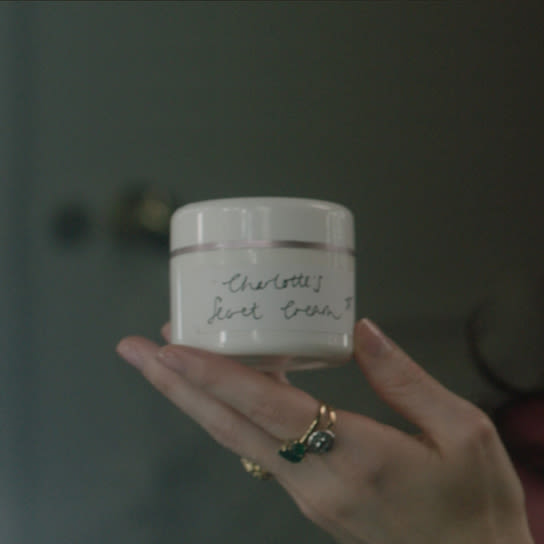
[221,272,324,294]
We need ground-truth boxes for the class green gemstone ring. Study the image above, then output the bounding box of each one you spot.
[278,440,307,463]
[278,403,336,463]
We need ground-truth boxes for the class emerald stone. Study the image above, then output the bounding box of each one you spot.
[278,440,306,463]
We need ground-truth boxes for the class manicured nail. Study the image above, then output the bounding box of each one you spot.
[355,318,393,358]
[116,340,144,370]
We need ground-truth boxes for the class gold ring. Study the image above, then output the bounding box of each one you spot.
[240,458,273,480]
[278,403,336,463]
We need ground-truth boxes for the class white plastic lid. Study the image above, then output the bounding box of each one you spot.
[170,197,354,252]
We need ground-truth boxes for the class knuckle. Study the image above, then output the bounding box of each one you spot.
[302,495,334,525]
[346,449,390,496]
[142,364,176,397]
[184,359,219,389]
[363,459,389,491]
[381,359,426,397]
[458,406,499,450]
[247,398,286,429]
[206,415,240,451]
[302,485,358,526]
[295,496,322,524]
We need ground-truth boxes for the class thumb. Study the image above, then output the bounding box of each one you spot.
[354,318,471,442]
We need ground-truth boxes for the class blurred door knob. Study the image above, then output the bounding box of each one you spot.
[111,184,179,250]
[51,202,92,247]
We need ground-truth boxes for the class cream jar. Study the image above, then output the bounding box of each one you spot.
[170,197,355,371]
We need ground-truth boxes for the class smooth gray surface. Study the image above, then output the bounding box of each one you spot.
[0,6,15,542]
[3,2,543,543]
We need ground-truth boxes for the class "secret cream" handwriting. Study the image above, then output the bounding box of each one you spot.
[207,296,263,325]
[279,300,343,320]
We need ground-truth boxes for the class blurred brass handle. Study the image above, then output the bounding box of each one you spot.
[111,184,179,249]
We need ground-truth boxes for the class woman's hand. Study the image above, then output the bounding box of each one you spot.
[116,319,534,544]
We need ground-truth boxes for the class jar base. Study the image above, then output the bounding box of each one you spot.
[232,354,351,372]
[170,330,353,372]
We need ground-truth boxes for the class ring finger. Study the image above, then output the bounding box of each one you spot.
[152,342,396,477]
[117,336,292,477]
[156,343,319,442]
[117,336,390,482]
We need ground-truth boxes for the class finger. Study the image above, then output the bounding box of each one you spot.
[354,318,476,443]
[118,336,415,491]
[156,344,318,441]
[161,322,171,343]
[116,336,284,472]
[263,370,290,384]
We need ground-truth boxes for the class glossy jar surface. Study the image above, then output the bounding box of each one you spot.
[170,197,355,371]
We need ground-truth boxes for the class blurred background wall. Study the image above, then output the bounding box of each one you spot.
[1,2,543,543]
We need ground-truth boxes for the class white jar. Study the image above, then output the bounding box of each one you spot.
[170,197,355,371]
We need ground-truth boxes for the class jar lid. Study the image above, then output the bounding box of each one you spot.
[170,197,354,254]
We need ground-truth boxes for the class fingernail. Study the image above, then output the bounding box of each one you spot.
[355,318,393,357]
[116,340,144,370]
